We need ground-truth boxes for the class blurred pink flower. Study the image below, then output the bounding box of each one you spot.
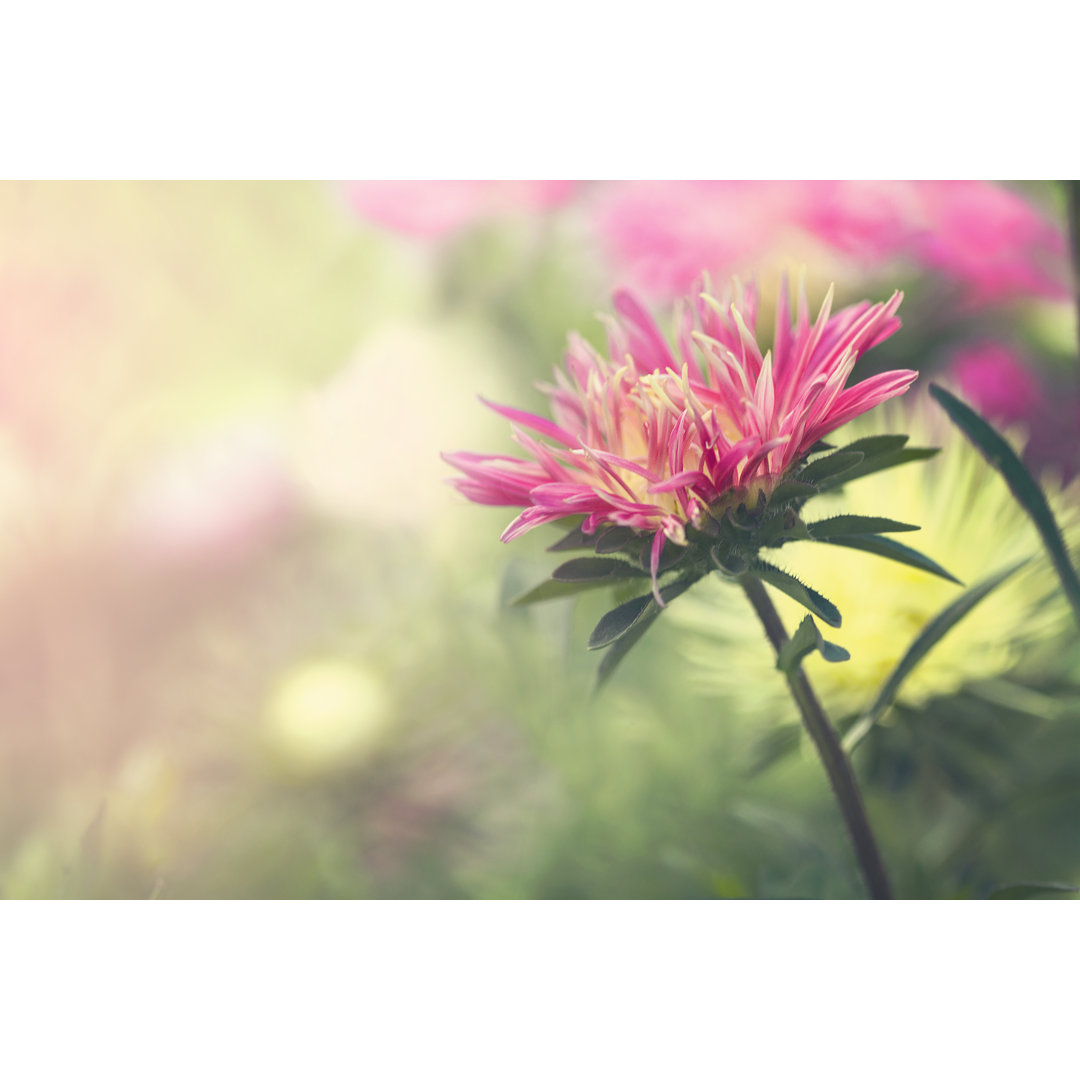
[444,277,915,600]
[585,181,809,299]
[121,427,295,570]
[910,182,1068,303]
[340,180,578,238]
[591,181,1068,304]
[945,341,1040,425]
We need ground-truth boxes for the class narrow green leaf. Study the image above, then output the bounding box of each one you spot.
[839,434,909,457]
[930,383,1080,631]
[767,480,818,506]
[588,594,653,649]
[798,450,864,485]
[747,560,842,627]
[815,534,962,585]
[807,515,920,539]
[816,446,939,489]
[510,577,613,606]
[638,541,688,573]
[551,557,646,582]
[587,576,697,651]
[987,882,1078,900]
[776,614,851,673]
[843,559,1027,752]
[594,526,636,554]
[547,521,595,552]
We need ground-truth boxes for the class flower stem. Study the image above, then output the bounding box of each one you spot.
[741,576,893,900]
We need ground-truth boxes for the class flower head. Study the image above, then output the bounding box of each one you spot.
[445,278,917,600]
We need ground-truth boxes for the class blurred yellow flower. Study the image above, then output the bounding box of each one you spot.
[264,658,393,776]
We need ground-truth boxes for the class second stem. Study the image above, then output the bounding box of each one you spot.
[741,576,893,900]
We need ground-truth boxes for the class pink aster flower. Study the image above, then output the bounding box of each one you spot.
[444,277,917,602]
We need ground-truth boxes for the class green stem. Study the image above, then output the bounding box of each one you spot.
[742,576,893,900]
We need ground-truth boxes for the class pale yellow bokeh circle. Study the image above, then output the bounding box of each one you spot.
[264,658,392,774]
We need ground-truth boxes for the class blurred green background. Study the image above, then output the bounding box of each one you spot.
[1,180,1077,899]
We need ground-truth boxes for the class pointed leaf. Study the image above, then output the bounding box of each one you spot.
[594,526,636,554]
[510,577,616,606]
[798,450,864,485]
[812,531,959,583]
[747,560,842,627]
[816,446,939,489]
[815,534,961,585]
[547,521,596,552]
[767,480,818,506]
[930,383,1080,631]
[587,594,653,649]
[776,614,851,673]
[839,434,909,457]
[592,577,697,687]
[551,557,646,582]
[843,559,1028,752]
[987,882,1078,900]
[638,541,688,573]
[807,515,920,539]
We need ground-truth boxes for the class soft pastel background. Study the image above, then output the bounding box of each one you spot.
[1,180,1078,899]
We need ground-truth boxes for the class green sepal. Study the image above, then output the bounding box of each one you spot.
[842,559,1028,751]
[710,545,748,577]
[592,577,697,687]
[798,450,864,485]
[638,541,688,574]
[593,526,636,554]
[987,882,1078,900]
[551,557,646,582]
[816,446,940,490]
[814,534,961,585]
[807,515,920,539]
[776,614,851,673]
[546,521,596,552]
[511,555,647,606]
[930,383,1080,630]
[510,577,614,606]
[745,559,842,627]
[756,508,811,545]
[766,480,818,507]
[838,434,909,457]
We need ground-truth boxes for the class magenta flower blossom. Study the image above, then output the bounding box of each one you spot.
[444,278,916,602]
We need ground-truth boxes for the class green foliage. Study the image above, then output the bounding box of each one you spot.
[806,515,920,539]
[798,450,864,485]
[986,882,1078,900]
[744,560,842,628]
[812,534,961,585]
[930,383,1080,631]
[776,615,851,673]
